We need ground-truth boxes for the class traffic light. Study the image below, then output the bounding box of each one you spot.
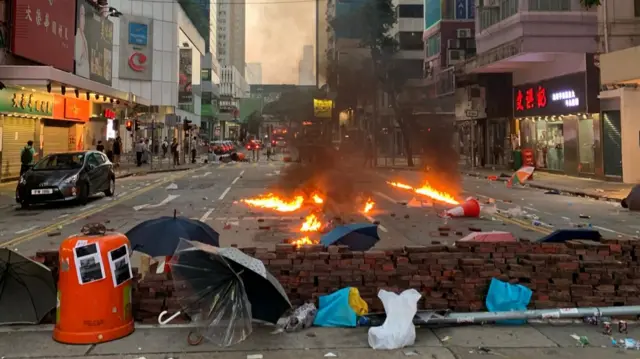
[125,120,133,131]
[134,120,140,131]
[183,118,192,132]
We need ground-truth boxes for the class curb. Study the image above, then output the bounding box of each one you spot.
[115,165,203,179]
[374,165,624,203]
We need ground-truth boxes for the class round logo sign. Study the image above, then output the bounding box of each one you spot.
[128,52,147,72]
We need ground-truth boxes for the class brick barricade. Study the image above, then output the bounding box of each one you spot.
[33,239,640,324]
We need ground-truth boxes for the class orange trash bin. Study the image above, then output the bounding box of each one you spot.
[53,224,135,344]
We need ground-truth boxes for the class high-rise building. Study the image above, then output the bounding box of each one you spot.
[217,0,246,72]
[298,45,315,86]
[245,63,263,85]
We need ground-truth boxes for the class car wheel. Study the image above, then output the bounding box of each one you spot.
[78,182,90,205]
[104,177,115,197]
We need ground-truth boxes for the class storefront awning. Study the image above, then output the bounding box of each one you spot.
[0,66,151,106]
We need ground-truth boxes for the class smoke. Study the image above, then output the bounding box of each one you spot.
[245,0,315,84]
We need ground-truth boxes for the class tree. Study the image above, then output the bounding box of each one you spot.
[261,88,315,122]
[246,111,262,136]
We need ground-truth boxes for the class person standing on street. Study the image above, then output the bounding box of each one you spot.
[106,138,114,162]
[113,137,122,169]
[20,140,37,176]
[96,140,105,152]
[162,137,169,158]
[191,136,197,164]
[363,136,374,168]
[171,138,179,166]
[135,139,144,167]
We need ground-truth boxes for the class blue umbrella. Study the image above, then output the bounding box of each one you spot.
[320,223,380,251]
[126,210,220,257]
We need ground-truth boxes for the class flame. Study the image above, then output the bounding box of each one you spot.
[363,198,375,213]
[291,236,317,248]
[387,181,459,205]
[311,193,324,204]
[300,213,322,232]
[241,193,304,212]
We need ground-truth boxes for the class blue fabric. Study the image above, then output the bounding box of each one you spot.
[320,223,380,251]
[485,278,532,325]
[313,287,357,327]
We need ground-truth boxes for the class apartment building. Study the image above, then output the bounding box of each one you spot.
[217,0,246,72]
[298,45,315,86]
[455,0,602,179]
[246,63,263,85]
[219,65,249,139]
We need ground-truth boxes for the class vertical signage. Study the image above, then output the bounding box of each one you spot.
[468,0,475,19]
[178,48,193,104]
[455,0,467,19]
[75,0,113,85]
[119,15,153,80]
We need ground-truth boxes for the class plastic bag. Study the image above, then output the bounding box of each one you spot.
[348,287,368,316]
[368,289,421,350]
[283,303,317,332]
[314,287,357,327]
[485,278,532,325]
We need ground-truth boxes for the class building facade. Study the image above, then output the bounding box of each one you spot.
[219,65,249,139]
[453,0,604,177]
[245,63,263,85]
[217,0,246,72]
[298,45,315,86]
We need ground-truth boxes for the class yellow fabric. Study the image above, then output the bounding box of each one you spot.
[348,287,369,316]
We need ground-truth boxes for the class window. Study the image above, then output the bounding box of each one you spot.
[399,32,424,51]
[426,33,441,58]
[635,0,640,17]
[528,0,571,11]
[398,4,423,18]
[86,154,101,168]
[479,0,518,30]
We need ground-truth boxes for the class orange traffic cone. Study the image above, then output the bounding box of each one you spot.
[444,197,480,218]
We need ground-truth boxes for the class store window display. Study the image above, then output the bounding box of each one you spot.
[528,119,564,171]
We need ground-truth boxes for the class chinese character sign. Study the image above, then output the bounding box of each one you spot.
[75,0,113,85]
[178,49,193,105]
[10,0,75,72]
[514,86,548,114]
[513,73,588,116]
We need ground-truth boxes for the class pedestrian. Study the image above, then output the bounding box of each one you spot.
[135,139,144,167]
[162,137,169,158]
[171,138,179,166]
[20,140,37,176]
[143,138,150,164]
[106,138,114,162]
[363,136,374,168]
[190,136,197,164]
[113,136,122,169]
[96,140,105,152]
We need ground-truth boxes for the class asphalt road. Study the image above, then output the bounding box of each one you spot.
[1,160,638,258]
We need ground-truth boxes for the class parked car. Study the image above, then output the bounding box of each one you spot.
[16,151,115,209]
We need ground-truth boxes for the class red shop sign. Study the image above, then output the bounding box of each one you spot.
[128,52,148,72]
[11,0,76,72]
[515,86,548,112]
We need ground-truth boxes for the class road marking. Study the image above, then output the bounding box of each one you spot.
[203,172,212,177]
[213,216,300,221]
[1,168,197,248]
[592,225,636,238]
[200,208,215,222]
[133,204,149,211]
[363,214,388,232]
[239,170,245,176]
[219,187,231,200]
[524,206,539,212]
[374,191,400,204]
[150,194,180,208]
[15,226,38,234]
[231,177,240,185]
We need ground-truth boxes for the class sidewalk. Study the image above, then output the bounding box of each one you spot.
[114,154,206,178]
[0,322,634,358]
[375,157,633,202]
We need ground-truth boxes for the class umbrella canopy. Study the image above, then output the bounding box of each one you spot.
[170,240,291,344]
[126,215,220,257]
[0,248,56,325]
[320,223,380,251]
[623,184,640,211]
[458,231,517,243]
[507,166,534,187]
[537,229,602,243]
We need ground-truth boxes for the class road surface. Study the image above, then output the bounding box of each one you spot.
[0,160,637,258]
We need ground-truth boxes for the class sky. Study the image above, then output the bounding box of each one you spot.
[245,0,316,84]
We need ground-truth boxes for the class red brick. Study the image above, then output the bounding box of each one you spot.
[275,243,295,253]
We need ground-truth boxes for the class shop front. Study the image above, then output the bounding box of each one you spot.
[513,72,601,177]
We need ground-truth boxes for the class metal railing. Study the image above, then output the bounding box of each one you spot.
[528,0,571,11]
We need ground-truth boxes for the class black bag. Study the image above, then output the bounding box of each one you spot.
[21,147,33,164]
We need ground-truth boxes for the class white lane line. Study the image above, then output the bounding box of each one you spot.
[231,176,240,185]
[239,170,245,176]
[200,208,215,222]
[15,225,38,234]
[133,204,149,211]
[363,214,388,232]
[592,225,637,238]
[524,206,539,212]
[219,187,231,200]
[374,191,400,204]
[134,194,180,211]
[203,172,212,177]
[56,214,70,219]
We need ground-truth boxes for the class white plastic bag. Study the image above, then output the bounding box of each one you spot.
[368,289,422,350]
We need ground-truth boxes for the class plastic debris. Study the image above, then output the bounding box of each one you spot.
[579,214,591,219]
[403,350,419,356]
[166,183,178,190]
[442,335,451,342]
[570,334,589,347]
[324,353,338,357]
[532,220,554,229]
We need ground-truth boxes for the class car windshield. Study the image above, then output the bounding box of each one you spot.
[33,153,84,170]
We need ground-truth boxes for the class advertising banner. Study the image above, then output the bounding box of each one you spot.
[0,88,54,116]
[75,0,113,85]
[178,48,193,104]
[313,99,333,119]
[513,72,587,117]
[119,15,153,80]
[11,0,76,72]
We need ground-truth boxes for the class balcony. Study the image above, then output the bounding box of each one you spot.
[473,0,597,72]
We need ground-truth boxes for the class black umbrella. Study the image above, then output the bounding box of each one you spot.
[126,210,220,257]
[0,248,56,324]
[163,240,291,346]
